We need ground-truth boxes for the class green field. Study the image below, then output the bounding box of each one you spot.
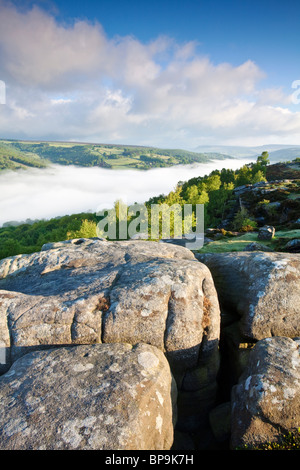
[198,229,300,253]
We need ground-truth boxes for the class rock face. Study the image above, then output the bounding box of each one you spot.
[0,238,221,436]
[0,342,176,450]
[231,337,300,449]
[196,251,300,341]
[2,236,298,450]
[257,225,275,240]
[197,250,300,449]
[0,239,220,371]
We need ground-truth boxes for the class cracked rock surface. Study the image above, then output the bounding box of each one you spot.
[0,342,176,450]
[197,252,300,341]
[0,239,220,376]
[231,336,300,449]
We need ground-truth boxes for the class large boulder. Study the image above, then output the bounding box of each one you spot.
[0,239,220,372]
[0,239,221,433]
[0,342,176,450]
[231,337,300,449]
[196,252,300,341]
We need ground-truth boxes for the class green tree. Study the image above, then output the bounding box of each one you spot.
[67,219,97,239]
[252,170,267,184]
[257,151,270,166]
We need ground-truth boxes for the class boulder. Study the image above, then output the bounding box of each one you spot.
[197,252,300,341]
[284,238,300,253]
[0,342,176,450]
[0,239,221,434]
[257,225,275,240]
[0,239,220,373]
[231,337,300,449]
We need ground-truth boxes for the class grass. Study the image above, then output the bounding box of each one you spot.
[198,229,300,253]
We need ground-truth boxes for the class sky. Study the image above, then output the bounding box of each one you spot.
[0,0,300,149]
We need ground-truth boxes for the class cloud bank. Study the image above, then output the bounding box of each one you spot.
[0,159,254,226]
[0,1,299,148]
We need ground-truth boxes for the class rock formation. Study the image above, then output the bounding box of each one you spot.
[0,239,299,450]
[0,342,176,450]
[196,251,300,341]
[197,250,300,449]
[0,238,221,447]
[231,337,300,449]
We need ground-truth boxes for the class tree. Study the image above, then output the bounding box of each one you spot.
[257,151,270,167]
[67,219,97,239]
[205,174,221,192]
[252,170,267,184]
[235,165,253,186]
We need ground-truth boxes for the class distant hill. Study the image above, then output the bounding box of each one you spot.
[267,147,300,162]
[0,139,232,171]
[193,144,300,161]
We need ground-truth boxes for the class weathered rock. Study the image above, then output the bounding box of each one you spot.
[257,225,275,240]
[284,238,300,253]
[231,337,300,449]
[0,342,177,450]
[197,252,300,341]
[243,242,273,252]
[0,239,220,375]
[0,239,221,436]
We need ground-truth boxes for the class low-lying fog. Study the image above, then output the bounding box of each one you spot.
[0,158,254,227]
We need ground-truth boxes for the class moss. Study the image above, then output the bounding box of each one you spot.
[237,428,300,450]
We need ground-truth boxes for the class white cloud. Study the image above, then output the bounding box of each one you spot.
[0,1,300,148]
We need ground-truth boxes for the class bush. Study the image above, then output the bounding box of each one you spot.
[232,208,258,232]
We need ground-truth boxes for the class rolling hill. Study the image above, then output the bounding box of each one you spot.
[0,139,232,171]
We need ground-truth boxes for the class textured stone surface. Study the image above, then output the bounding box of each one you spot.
[197,252,300,341]
[231,337,300,449]
[0,342,176,450]
[257,225,275,240]
[0,239,220,375]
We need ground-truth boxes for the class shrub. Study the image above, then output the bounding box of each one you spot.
[232,208,258,232]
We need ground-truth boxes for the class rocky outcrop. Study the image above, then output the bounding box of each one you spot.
[198,250,300,449]
[0,239,220,371]
[1,238,299,450]
[0,342,176,450]
[0,238,221,440]
[196,251,300,341]
[231,337,300,449]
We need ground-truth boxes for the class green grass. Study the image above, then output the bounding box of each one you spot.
[198,229,300,253]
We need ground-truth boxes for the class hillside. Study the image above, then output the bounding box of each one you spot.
[0,139,232,171]
[200,159,300,254]
[0,141,48,170]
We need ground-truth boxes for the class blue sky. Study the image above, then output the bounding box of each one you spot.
[0,0,300,148]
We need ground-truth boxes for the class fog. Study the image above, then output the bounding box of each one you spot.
[0,158,254,227]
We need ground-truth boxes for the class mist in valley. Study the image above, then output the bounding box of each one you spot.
[0,158,254,227]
